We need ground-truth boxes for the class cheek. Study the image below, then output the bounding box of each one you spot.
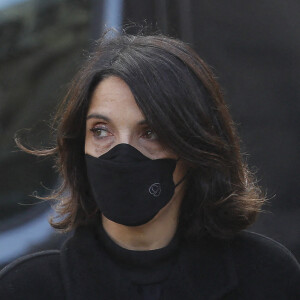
[142,144,175,160]
[84,133,113,157]
[85,139,111,157]
[139,144,166,158]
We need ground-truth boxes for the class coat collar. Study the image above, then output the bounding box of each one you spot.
[60,224,238,300]
[171,236,238,299]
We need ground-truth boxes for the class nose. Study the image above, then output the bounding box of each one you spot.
[112,131,147,157]
[114,131,135,147]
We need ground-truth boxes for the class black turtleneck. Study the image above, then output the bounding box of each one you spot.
[97,223,179,300]
[1,221,299,299]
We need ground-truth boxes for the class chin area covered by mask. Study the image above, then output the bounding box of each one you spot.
[85,143,187,226]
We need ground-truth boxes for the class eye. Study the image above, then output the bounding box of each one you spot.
[90,126,111,139]
[142,129,158,140]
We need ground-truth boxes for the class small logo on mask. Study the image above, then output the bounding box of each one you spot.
[149,183,161,197]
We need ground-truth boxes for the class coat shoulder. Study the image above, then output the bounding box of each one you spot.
[233,230,300,267]
[0,250,64,300]
[230,230,300,298]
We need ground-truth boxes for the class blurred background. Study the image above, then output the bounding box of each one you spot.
[0,0,299,268]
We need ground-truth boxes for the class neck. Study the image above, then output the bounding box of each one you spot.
[102,189,183,250]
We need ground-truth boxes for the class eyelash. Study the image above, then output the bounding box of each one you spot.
[89,126,158,141]
[90,127,110,139]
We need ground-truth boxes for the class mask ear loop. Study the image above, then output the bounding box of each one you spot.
[174,157,190,188]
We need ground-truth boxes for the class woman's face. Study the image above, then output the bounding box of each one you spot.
[85,75,187,191]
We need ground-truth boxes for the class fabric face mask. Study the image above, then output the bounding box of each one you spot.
[85,143,186,226]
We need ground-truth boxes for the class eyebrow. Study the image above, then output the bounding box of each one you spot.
[86,113,148,125]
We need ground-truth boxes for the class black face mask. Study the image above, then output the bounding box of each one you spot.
[85,143,186,226]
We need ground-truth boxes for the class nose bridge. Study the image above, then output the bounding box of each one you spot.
[115,129,134,146]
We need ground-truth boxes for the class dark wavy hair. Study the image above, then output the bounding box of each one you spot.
[17,32,264,240]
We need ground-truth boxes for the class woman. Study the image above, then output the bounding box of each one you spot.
[0,33,299,299]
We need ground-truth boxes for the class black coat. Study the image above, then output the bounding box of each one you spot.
[0,224,300,300]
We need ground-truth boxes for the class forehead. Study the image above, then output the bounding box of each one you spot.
[88,76,145,121]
